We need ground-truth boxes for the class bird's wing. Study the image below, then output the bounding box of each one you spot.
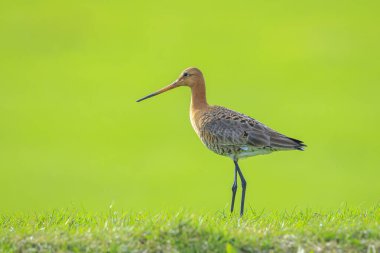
[202,106,305,150]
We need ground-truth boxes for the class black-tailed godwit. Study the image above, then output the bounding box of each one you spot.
[137,67,306,216]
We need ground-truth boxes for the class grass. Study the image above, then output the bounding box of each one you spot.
[0,205,379,252]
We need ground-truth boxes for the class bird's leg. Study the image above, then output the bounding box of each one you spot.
[234,160,247,217]
[230,165,238,213]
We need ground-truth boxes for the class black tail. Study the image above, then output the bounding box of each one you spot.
[288,137,307,151]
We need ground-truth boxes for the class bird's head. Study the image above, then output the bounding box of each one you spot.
[136,67,203,102]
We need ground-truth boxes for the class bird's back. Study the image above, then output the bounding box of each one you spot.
[192,105,305,160]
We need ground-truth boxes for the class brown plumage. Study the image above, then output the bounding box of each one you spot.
[192,105,305,160]
[137,67,306,216]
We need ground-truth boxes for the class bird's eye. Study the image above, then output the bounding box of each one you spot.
[183,72,189,77]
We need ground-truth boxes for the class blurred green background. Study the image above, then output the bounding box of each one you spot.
[0,0,379,212]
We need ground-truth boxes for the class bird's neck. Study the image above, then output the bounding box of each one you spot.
[190,80,208,111]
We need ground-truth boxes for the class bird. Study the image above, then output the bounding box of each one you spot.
[136,67,306,216]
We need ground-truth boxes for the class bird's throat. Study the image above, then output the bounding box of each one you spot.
[190,81,208,110]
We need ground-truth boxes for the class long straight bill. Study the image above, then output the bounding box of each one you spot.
[136,83,177,102]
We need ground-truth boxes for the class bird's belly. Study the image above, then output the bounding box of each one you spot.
[201,140,273,160]
[235,148,273,159]
[203,143,240,157]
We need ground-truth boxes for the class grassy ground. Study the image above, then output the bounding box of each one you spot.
[0,206,379,252]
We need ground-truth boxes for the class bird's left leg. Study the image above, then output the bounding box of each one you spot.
[230,164,238,213]
[234,160,247,217]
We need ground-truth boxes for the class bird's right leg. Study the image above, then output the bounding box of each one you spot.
[230,165,238,213]
[234,160,247,217]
